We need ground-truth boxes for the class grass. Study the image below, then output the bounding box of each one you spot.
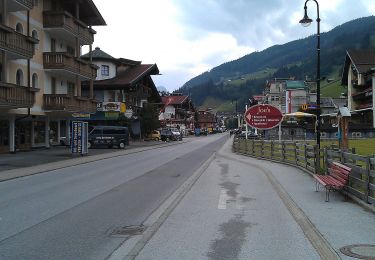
[320,138,375,157]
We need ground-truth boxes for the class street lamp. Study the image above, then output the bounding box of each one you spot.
[300,0,321,150]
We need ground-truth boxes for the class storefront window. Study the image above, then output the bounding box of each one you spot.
[34,121,45,144]
[0,120,9,153]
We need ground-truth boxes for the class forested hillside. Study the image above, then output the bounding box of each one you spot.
[177,16,375,111]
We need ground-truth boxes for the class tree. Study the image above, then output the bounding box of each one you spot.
[140,104,160,135]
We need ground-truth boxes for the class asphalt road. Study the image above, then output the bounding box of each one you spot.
[0,134,228,259]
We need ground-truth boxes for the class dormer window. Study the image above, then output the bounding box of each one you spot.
[101,65,109,76]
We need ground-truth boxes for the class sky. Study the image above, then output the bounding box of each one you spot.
[90,0,375,92]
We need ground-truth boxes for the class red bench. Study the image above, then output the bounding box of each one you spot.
[313,162,352,202]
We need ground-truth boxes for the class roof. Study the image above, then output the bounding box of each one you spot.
[92,64,159,87]
[81,47,115,60]
[285,80,307,90]
[81,48,141,66]
[161,95,189,106]
[341,49,375,85]
[63,0,106,26]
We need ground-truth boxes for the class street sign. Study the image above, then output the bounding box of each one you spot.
[244,104,283,130]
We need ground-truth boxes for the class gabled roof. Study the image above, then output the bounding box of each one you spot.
[161,95,189,106]
[81,47,115,60]
[92,64,159,87]
[341,49,375,85]
[81,48,141,66]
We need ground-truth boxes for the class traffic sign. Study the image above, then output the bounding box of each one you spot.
[244,104,283,130]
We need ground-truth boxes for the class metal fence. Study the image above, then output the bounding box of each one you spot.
[233,138,375,206]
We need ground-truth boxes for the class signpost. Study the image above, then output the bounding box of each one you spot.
[244,104,283,130]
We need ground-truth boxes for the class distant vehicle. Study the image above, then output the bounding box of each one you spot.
[146,130,161,141]
[170,128,182,140]
[236,132,259,139]
[88,125,129,149]
[160,128,182,141]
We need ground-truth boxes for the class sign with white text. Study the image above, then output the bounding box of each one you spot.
[244,104,283,130]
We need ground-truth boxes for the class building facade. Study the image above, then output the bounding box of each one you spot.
[0,0,105,153]
[81,47,161,137]
[159,94,195,132]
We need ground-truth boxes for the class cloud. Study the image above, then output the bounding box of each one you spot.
[91,0,375,92]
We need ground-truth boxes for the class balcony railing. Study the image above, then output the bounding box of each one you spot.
[43,11,94,45]
[43,52,97,79]
[0,24,36,59]
[43,94,97,113]
[7,0,33,11]
[0,82,36,108]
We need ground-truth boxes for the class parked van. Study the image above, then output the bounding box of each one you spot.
[88,126,129,149]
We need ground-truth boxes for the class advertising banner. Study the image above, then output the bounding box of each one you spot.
[71,121,88,155]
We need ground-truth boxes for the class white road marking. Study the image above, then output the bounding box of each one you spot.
[218,189,229,209]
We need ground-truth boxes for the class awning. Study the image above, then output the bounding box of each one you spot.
[284,112,316,117]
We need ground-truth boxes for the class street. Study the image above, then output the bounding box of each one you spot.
[0,134,227,259]
[1,134,375,260]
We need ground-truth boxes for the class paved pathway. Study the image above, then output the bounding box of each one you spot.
[111,137,375,260]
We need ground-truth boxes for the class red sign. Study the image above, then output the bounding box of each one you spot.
[244,104,283,130]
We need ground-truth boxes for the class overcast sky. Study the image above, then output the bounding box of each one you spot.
[90,0,375,92]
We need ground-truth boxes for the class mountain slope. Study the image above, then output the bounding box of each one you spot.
[178,16,375,110]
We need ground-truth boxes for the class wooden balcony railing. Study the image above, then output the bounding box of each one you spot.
[0,24,36,59]
[43,11,94,45]
[43,94,97,113]
[12,0,34,10]
[43,52,97,79]
[0,82,36,108]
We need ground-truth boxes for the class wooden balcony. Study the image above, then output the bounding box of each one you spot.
[0,24,37,59]
[43,94,97,113]
[43,11,95,45]
[0,82,36,109]
[7,0,33,11]
[43,52,97,79]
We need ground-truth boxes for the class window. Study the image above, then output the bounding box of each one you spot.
[101,65,109,76]
[352,132,362,138]
[67,82,75,96]
[51,77,56,94]
[51,38,56,52]
[16,69,24,86]
[67,46,75,56]
[32,73,38,88]
[16,23,23,34]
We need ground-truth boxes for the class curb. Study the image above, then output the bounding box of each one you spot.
[0,140,187,182]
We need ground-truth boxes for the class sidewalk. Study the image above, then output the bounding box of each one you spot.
[0,139,182,182]
[113,137,375,260]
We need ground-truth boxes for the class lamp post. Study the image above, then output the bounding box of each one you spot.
[300,0,321,150]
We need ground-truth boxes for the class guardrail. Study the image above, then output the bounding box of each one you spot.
[233,138,375,206]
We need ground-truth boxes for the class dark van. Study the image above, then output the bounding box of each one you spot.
[88,126,129,149]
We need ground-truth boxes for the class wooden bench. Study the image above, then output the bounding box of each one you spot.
[313,162,352,202]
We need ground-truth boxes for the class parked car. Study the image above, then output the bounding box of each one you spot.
[237,132,259,139]
[146,130,161,141]
[160,128,181,141]
[170,128,183,140]
[88,125,129,149]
